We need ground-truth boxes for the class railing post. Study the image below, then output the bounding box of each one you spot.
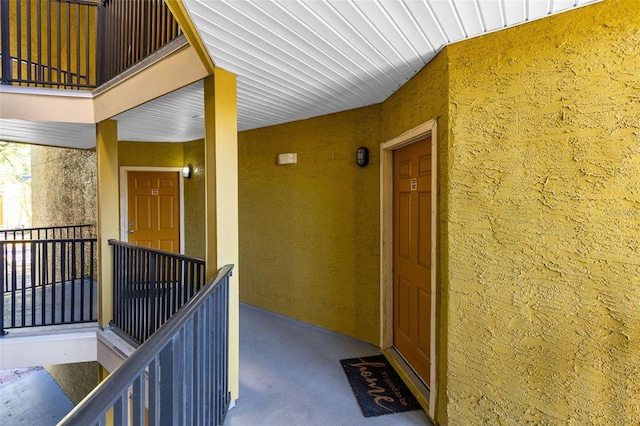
[0,0,10,85]
[149,252,157,340]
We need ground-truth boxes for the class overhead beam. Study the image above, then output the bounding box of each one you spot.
[165,0,215,74]
[0,87,94,123]
[93,44,208,122]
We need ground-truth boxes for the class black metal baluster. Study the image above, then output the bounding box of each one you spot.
[26,0,32,85]
[16,0,22,83]
[89,239,95,320]
[20,242,26,326]
[0,0,11,85]
[10,243,17,327]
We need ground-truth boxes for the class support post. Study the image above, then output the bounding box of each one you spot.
[203,69,239,402]
[96,119,119,327]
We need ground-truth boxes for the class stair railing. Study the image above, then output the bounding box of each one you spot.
[59,264,233,426]
[109,239,206,344]
[0,0,183,89]
[0,224,97,335]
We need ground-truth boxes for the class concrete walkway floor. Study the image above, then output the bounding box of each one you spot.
[226,304,434,426]
[0,367,73,425]
[0,304,434,425]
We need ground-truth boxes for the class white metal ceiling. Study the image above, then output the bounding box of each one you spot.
[0,118,96,149]
[184,0,600,132]
[0,0,600,148]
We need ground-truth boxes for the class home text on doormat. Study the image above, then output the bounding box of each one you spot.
[340,355,422,418]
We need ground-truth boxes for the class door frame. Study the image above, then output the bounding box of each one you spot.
[119,166,186,254]
[380,119,438,418]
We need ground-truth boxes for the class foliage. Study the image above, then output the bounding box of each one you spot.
[0,141,31,227]
[0,142,31,182]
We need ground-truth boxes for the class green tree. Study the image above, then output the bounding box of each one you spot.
[0,142,31,227]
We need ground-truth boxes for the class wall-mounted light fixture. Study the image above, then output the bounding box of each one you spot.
[182,164,193,179]
[277,153,297,165]
[356,147,369,167]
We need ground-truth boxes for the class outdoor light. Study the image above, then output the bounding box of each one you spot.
[356,147,369,167]
[182,165,192,179]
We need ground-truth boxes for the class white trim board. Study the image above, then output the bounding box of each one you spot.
[379,119,438,420]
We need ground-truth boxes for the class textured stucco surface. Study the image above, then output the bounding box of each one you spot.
[118,141,183,168]
[445,0,640,423]
[44,362,99,405]
[239,106,382,344]
[183,139,206,259]
[31,145,96,227]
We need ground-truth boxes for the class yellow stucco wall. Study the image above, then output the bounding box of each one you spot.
[118,141,184,167]
[445,0,640,423]
[183,139,206,258]
[239,106,382,344]
[45,362,99,405]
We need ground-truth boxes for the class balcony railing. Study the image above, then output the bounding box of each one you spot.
[110,239,206,345]
[59,264,233,426]
[0,0,97,88]
[1,224,97,335]
[98,0,182,86]
[0,0,183,89]
[0,224,95,240]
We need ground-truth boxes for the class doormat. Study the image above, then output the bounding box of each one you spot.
[340,355,422,418]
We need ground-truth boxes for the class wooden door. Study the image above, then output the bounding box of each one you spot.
[127,171,180,253]
[393,136,431,384]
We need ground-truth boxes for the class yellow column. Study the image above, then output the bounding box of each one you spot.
[203,69,240,401]
[96,120,119,327]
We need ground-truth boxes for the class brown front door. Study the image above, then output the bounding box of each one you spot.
[393,136,431,384]
[127,171,180,253]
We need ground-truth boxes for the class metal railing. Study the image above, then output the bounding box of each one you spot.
[59,264,233,426]
[0,0,183,89]
[0,0,97,88]
[110,240,206,344]
[1,237,97,334]
[0,224,95,241]
[98,0,182,85]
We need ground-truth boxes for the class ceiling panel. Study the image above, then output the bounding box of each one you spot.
[113,81,205,142]
[527,0,552,20]
[0,119,95,149]
[1,0,602,148]
[477,0,506,32]
[379,1,437,56]
[425,0,466,42]
[502,0,527,26]
[553,0,579,13]
[184,0,600,133]
[452,0,485,37]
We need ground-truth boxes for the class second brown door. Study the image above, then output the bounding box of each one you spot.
[127,171,180,253]
[393,136,432,385]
